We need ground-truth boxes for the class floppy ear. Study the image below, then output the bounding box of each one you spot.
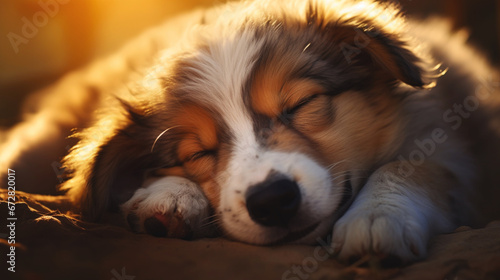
[334,25,428,88]
[87,127,159,220]
[362,29,426,88]
[62,109,169,221]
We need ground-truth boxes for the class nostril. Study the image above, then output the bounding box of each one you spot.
[245,177,301,227]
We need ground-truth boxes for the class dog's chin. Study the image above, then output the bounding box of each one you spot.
[223,214,336,246]
[221,184,354,246]
[278,219,335,245]
[225,191,355,245]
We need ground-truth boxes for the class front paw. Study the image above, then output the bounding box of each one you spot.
[331,204,428,264]
[121,176,214,239]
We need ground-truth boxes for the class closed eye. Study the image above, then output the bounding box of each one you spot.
[281,94,320,121]
[187,150,214,162]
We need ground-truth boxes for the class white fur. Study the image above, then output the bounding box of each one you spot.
[121,176,212,238]
[189,30,263,146]
[331,165,455,261]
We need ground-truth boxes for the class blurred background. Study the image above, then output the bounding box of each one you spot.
[0,0,499,129]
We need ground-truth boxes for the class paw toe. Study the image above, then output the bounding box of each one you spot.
[144,213,193,239]
[332,211,427,264]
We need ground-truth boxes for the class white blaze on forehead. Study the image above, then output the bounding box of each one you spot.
[181,29,263,141]
[198,31,265,185]
[176,28,266,184]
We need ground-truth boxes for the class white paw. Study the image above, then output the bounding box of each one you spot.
[331,201,428,263]
[121,176,214,239]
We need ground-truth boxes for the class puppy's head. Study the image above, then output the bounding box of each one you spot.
[63,0,430,244]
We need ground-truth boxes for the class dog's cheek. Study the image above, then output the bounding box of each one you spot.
[199,180,221,210]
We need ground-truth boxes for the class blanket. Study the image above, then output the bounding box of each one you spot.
[1,190,499,280]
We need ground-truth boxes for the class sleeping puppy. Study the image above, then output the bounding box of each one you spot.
[2,0,500,264]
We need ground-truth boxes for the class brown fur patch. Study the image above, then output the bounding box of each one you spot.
[171,104,219,181]
[248,27,404,178]
[252,75,325,118]
[312,90,402,172]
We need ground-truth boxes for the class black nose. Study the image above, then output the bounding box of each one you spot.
[245,175,301,227]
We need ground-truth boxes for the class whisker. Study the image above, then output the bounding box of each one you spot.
[150,126,181,153]
[201,218,222,228]
[330,169,369,181]
[330,169,367,180]
[330,168,369,174]
[201,214,218,222]
[331,172,349,181]
[337,176,367,186]
[326,159,353,171]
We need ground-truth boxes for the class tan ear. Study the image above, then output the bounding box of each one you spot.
[364,29,426,87]
[336,26,427,88]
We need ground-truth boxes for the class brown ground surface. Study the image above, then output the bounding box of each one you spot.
[1,190,499,280]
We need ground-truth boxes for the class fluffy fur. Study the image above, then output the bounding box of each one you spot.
[2,0,500,264]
